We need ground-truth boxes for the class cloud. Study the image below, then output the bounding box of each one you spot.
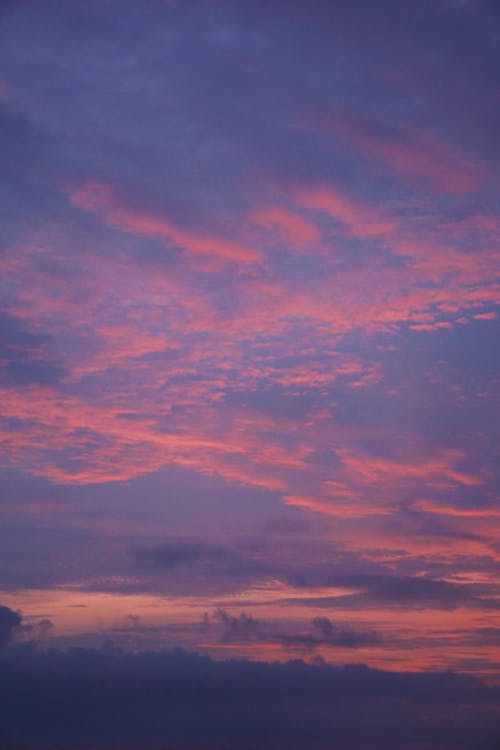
[0,604,53,651]
[312,615,378,647]
[316,113,483,193]
[285,566,499,612]
[205,608,378,651]
[128,540,500,613]
[0,311,66,387]
[276,616,380,652]
[130,541,231,569]
[248,205,321,247]
[69,181,262,267]
[210,608,264,644]
[0,605,21,648]
[297,186,396,237]
[129,541,272,594]
[0,645,498,749]
[362,575,498,610]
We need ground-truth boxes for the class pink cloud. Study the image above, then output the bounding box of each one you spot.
[415,500,500,518]
[248,205,321,247]
[339,448,485,488]
[297,187,396,237]
[283,493,391,519]
[357,131,481,194]
[70,181,262,266]
[311,111,483,194]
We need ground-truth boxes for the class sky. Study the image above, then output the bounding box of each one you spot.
[0,0,499,748]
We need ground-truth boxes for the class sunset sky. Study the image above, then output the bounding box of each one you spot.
[0,1,499,748]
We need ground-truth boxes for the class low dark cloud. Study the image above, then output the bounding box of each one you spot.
[208,609,380,651]
[310,615,379,648]
[0,605,52,654]
[0,606,21,648]
[0,644,499,750]
[210,607,263,644]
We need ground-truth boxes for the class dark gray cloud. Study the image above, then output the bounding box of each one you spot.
[312,615,379,648]
[0,645,499,749]
[348,574,498,610]
[205,609,377,651]
[269,616,380,652]
[131,541,231,569]
[0,606,21,648]
[129,541,271,592]
[129,540,500,610]
[210,607,263,644]
[0,605,52,653]
[286,569,499,611]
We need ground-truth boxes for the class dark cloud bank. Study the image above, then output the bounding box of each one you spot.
[1,608,499,750]
[0,605,21,648]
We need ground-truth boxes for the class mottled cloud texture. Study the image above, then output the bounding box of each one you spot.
[0,0,499,747]
[2,640,500,750]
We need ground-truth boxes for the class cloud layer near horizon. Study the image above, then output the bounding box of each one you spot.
[1,634,500,750]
